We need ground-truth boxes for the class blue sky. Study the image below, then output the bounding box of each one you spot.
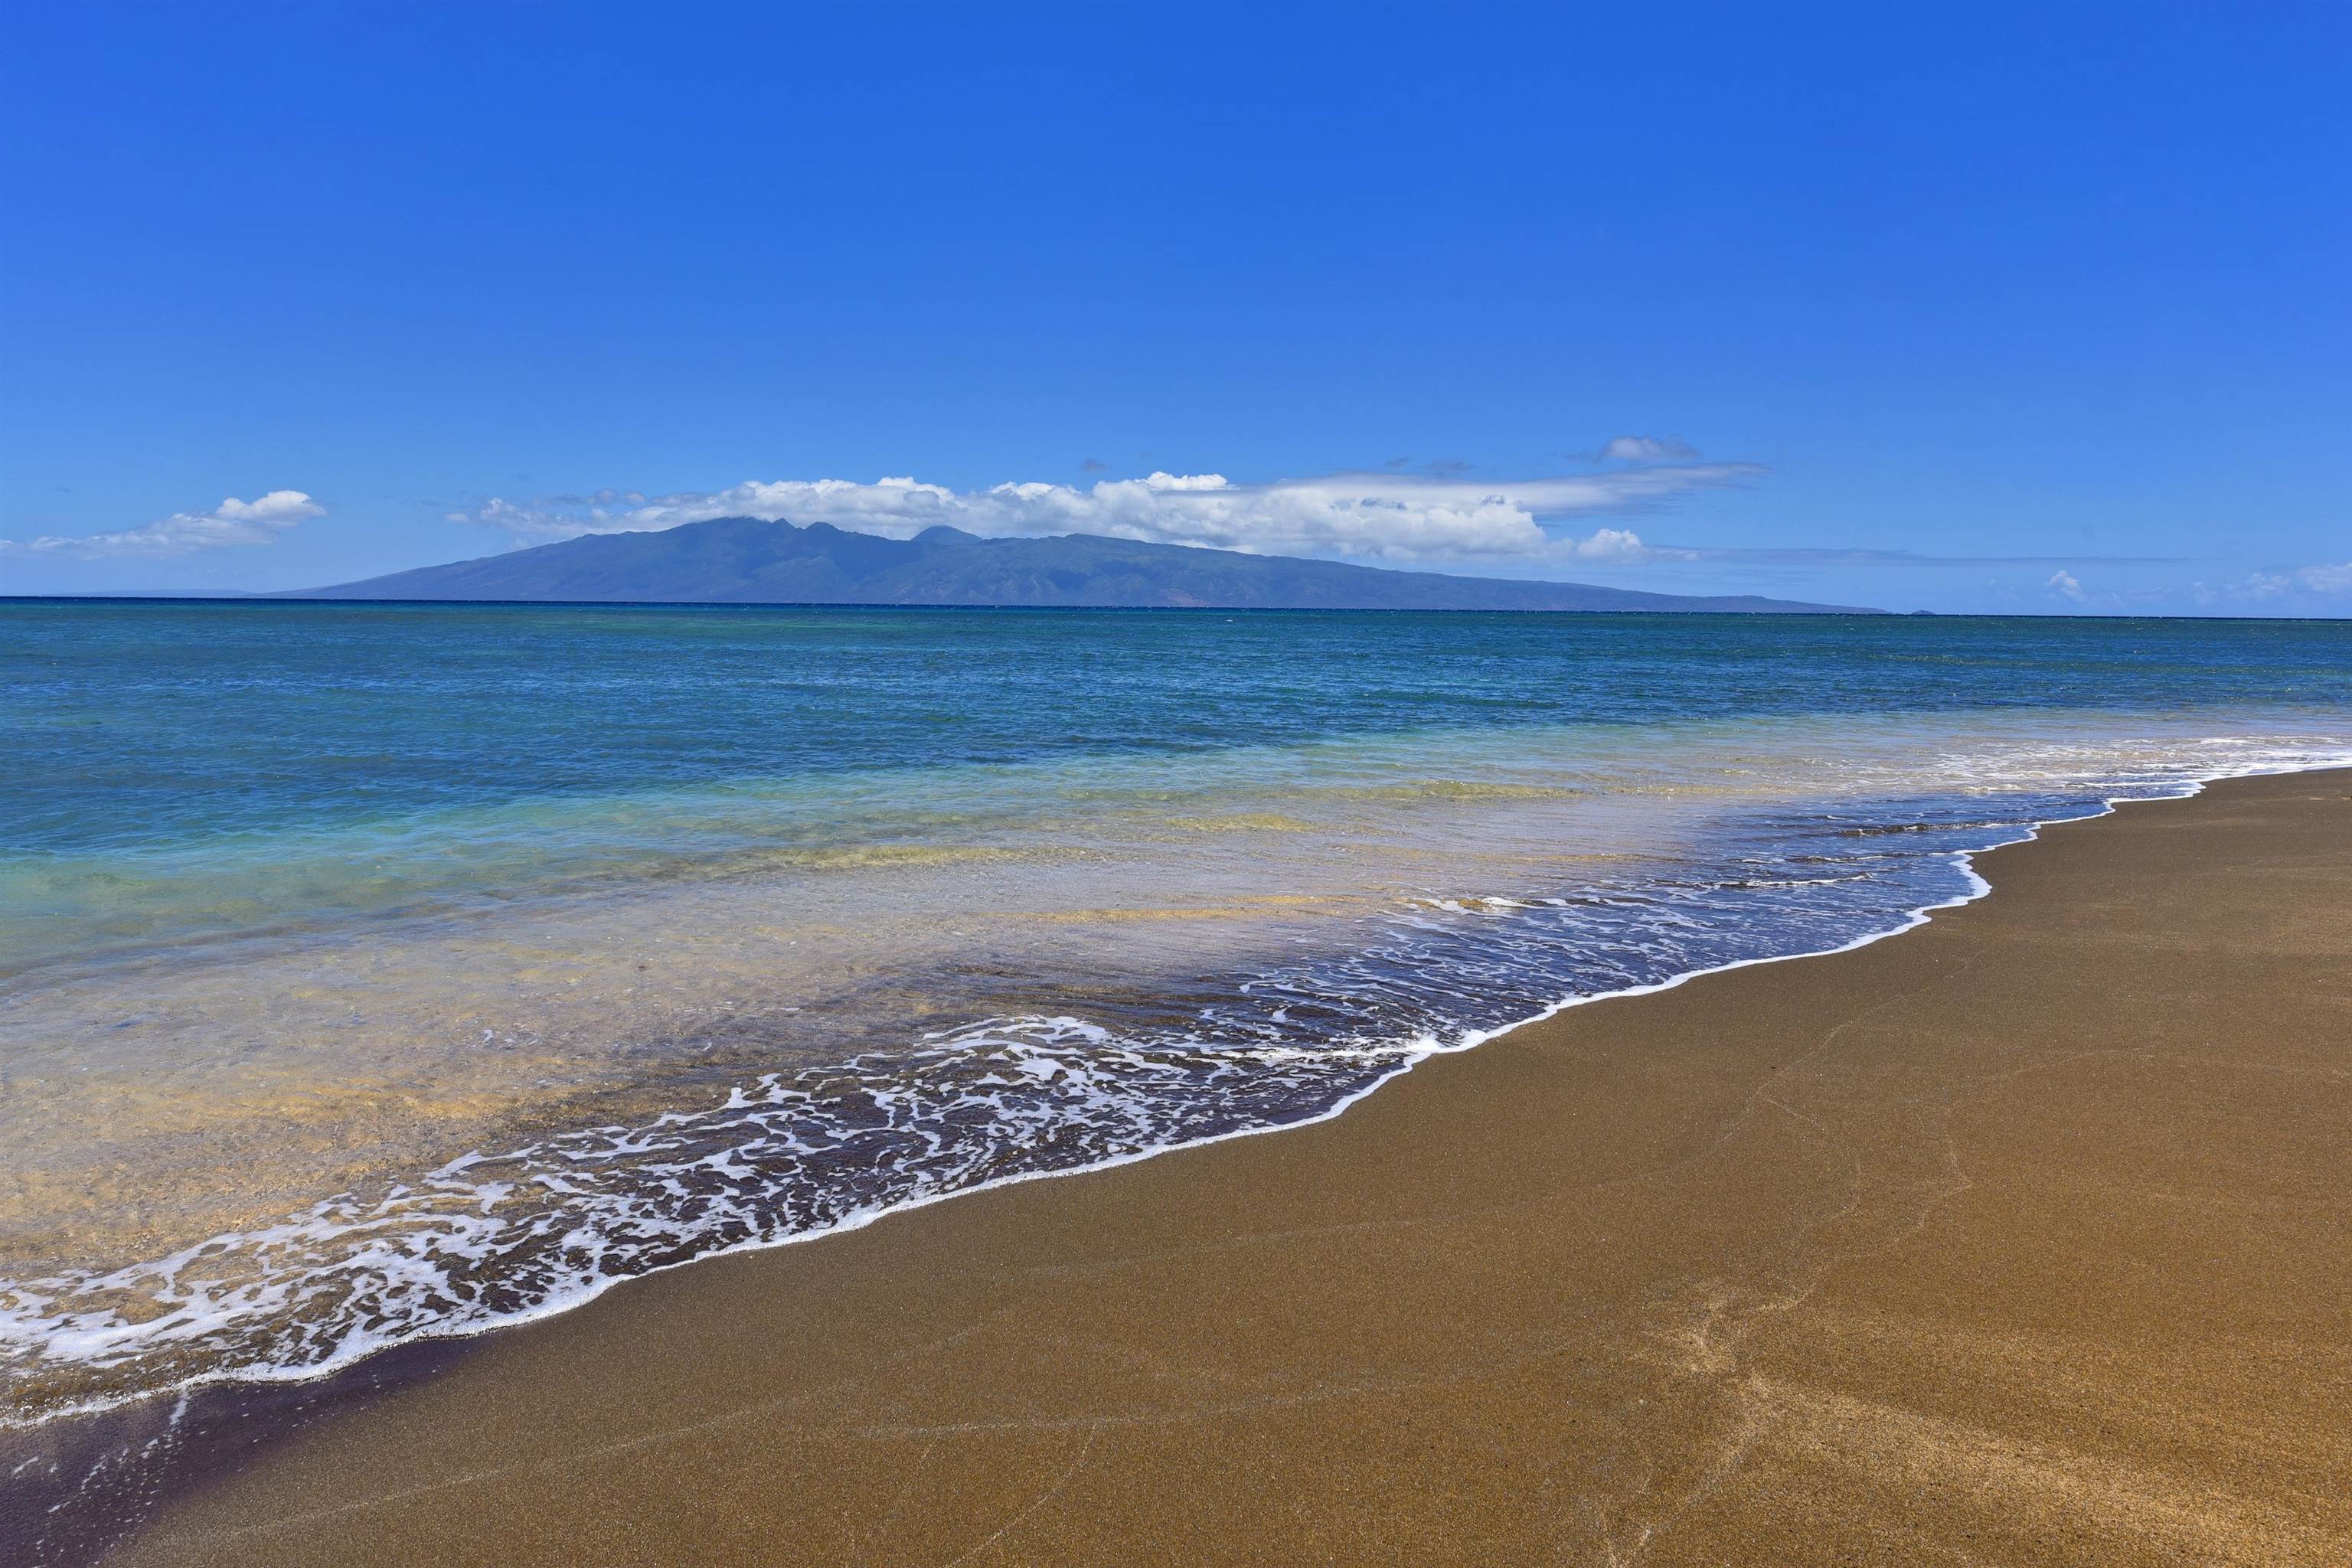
[2,2,2345,613]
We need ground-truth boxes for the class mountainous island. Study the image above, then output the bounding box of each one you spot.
[296,516,1883,613]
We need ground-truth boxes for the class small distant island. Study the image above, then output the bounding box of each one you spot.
[290,515,1885,613]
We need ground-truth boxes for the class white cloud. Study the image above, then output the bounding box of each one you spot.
[2045,570,2086,602]
[446,465,1762,567]
[2238,560,2352,598]
[1598,435,1700,463]
[1,491,323,557]
[1564,526,1691,564]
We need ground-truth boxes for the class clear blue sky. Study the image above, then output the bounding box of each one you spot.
[2,2,2345,612]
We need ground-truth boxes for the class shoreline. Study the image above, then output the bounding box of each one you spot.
[9,757,2327,1439]
[83,771,2352,1568]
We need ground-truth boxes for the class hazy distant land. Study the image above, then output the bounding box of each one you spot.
[292,515,1884,612]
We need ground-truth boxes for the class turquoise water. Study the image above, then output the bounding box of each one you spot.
[2,602,2349,1429]
[8,603,2350,981]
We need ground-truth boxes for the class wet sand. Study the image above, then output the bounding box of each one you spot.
[106,769,2352,1566]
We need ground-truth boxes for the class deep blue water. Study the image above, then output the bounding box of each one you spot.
[10,605,2350,855]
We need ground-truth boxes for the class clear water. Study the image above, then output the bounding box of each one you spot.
[2,602,2348,1425]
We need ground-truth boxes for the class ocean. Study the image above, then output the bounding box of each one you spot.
[4,602,2349,1438]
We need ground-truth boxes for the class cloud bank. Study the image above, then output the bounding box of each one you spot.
[1,491,323,557]
[447,462,1764,567]
[2238,560,2352,598]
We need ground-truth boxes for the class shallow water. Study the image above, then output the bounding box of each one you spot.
[3,603,2348,1430]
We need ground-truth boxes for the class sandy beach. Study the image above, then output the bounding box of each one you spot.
[99,768,2352,1566]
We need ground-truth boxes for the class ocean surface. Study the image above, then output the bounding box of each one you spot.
[4,603,2350,1445]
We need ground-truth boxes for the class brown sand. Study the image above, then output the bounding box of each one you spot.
[111,771,2352,1566]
